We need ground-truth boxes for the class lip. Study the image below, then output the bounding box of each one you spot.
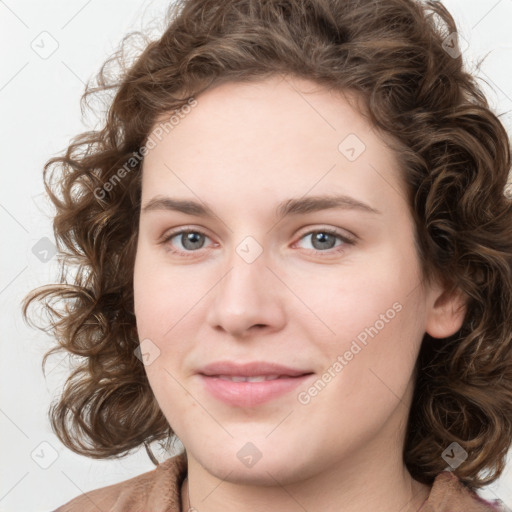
[199,361,311,377]
[198,361,314,407]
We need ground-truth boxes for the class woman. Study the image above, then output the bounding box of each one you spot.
[23,0,512,511]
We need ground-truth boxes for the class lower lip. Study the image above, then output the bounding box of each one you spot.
[200,374,313,407]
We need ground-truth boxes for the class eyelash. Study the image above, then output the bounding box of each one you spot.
[160,226,355,258]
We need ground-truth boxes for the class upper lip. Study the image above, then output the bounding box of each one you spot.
[199,361,312,377]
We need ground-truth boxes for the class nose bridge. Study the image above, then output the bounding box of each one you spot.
[206,235,285,336]
[219,240,270,311]
[221,231,269,295]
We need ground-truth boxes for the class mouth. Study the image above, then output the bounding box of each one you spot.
[198,361,314,407]
[213,375,292,382]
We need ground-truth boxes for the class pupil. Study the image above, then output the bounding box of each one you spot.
[313,232,335,250]
[183,232,204,250]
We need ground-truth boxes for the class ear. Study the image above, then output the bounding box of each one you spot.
[425,281,467,339]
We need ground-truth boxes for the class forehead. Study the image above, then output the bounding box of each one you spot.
[141,75,408,216]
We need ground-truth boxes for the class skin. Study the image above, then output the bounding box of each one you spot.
[133,74,466,512]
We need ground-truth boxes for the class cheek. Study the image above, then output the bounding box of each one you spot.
[133,243,182,337]
[300,245,425,395]
[327,295,424,415]
[133,246,208,386]
[296,254,418,345]
[133,253,192,416]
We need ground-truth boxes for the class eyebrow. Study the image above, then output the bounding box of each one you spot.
[141,194,381,219]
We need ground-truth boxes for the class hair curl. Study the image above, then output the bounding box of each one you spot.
[23,0,512,490]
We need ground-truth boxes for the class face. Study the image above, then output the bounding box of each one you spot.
[133,75,460,485]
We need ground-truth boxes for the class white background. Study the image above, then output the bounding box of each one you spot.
[1,1,512,511]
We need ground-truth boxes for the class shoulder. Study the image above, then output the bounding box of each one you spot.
[53,451,188,512]
[421,470,511,512]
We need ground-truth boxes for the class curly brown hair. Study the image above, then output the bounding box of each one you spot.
[22,0,512,490]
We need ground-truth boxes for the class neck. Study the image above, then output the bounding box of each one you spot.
[181,445,430,512]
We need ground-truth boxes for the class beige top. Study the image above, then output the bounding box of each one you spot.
[54,452,509,512]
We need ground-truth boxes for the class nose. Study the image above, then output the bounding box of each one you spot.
[205,249,287,339]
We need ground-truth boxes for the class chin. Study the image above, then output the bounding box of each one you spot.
[190,438,316,486]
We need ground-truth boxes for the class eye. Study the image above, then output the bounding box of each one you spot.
[161,228,214,256]
[160,226,355,257]
[294,228,355,254]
